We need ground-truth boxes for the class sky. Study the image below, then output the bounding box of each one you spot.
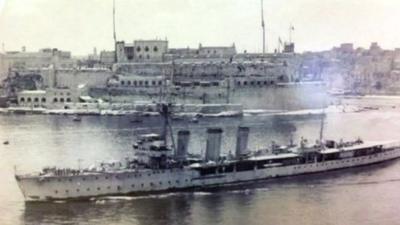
[1,0,400,56]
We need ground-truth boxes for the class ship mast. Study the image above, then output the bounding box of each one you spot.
[319,108,325,141]
[261,0,266,56]
[319,97,326,147]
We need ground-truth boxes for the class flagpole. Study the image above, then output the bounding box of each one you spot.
[113,0,117,62]
[261,0,266,56]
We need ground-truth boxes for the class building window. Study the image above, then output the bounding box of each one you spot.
[144,81,148,86]
[121,81,125,85]
[139,55,142,59]
[34,97,39,102]
[76,189,80,192]
[145,46,149,52]
[146,55,150,59]
[60,98,64,102]
[41,97,46,102]
[158,81,162,85]
[66,98,71,102]
[152,81,156,86]
[27,97,31,102]
[136,47,141,52]
[54,190,58,194]
[20,97,25,102]
[154,46,158,52]
[53,98,58,103]
[133,81,137,86]
[127,81,131,85]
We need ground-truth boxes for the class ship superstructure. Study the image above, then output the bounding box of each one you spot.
[15,104,400,201]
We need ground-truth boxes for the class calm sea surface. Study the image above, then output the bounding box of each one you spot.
[1,98,400,225]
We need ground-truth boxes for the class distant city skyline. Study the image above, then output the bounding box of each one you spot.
[1,0,400,55]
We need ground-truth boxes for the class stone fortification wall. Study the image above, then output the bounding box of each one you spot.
[41,69,112,89]
[114,61,290,82]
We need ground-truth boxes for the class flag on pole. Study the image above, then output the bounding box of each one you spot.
[278,37,283,45]
[290,25,295,31]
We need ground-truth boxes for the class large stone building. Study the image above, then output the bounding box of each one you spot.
[114,39,236,63]
[116,39,168,63]
[4,48,75,70]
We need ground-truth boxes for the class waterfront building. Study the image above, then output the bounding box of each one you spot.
[107,74,165,88]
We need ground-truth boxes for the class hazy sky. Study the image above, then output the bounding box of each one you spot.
[1,0,400,55]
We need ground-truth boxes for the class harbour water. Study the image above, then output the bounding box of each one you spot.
[1,98,400,225]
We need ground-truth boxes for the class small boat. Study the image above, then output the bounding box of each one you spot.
[3,140,9,145]
[72,115,81,122]
[190,117,199,123]
[130,118,143,123]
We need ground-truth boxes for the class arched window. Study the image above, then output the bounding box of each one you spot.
[27,97,32,102]
[145,46,149,52]
[153,46,158,52]
[152,81,156,86]
[60,98,64,102]
[41,97,46,102]
[20,97,25,102]
[136,47,141,52]
[133,81,137,86]
[144,81,148,86]
[146,55,150,59]
[34,97,39,102]
[53,98,58,103]
[121,81,125,85]
[127,81,131,85]
[66,98,71,102]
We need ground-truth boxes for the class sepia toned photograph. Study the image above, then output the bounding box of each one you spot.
[1,0,400,224]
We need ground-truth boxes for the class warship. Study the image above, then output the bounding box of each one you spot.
[14,103,400,202]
